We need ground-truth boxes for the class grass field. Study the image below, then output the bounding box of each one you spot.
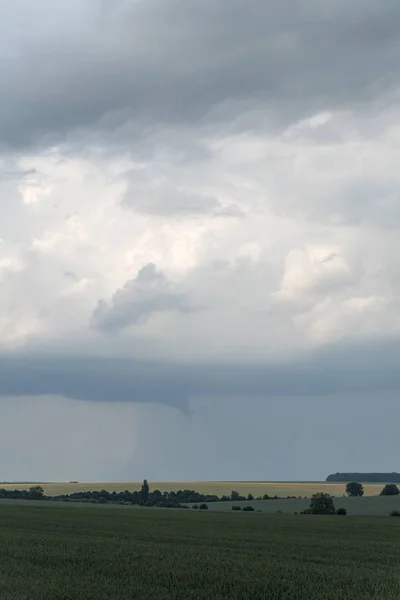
[206,495,400,516]
[0,480,388,497]
[1,504,400,599]
[1,494,399,516]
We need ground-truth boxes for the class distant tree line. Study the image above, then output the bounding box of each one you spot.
[0,483,302,508]
[1,481,398,508]
[0,486,45,500]
[327,473,400,483]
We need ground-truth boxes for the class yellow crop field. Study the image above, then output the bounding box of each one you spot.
[0,481,386,497]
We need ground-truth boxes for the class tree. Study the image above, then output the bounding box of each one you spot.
[309,493,336,515]
[29,486,44,500]
[346,482,364,497]
[381,484,400,496]
[231,490,240,501]
[141,480,149,504]
[247,493,254,501]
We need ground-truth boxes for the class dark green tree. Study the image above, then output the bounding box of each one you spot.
[29,486,45,500]
[381,484,400,496]
[346,482,364,497]
[247,493,254,501]
[141,480,149,504]
[231,490,240,501]
[309,493,336,515]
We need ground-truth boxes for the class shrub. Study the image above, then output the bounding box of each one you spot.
[192,504,199,510]
[247,493,254,501]
[390,510,400,517]
[242,505,255,512]
[309,493,336,515]
[155,501,181,509]
[199,503,208,510]
[336,508,347,516]
[232,506,242,511]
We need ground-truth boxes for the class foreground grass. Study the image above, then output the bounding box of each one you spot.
[0,480,387,497]
[1,506,400,599]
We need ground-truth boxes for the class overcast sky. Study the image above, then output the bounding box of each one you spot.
[1,0,400,483]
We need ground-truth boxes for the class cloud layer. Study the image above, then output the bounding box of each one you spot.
[1,0,400,479]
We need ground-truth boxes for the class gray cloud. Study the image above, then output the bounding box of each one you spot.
[2,0,400,148]
[122,183,219,216]
[64,271,78,280]
[0,168,36,181]
[2,0,400,481]
[0,338,399,414]
[92,263,198,331]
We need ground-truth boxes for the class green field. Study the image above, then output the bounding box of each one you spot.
[0,480,388,497]
[206,495,400,516]
[1,494,399,516]
[1,505,400,599]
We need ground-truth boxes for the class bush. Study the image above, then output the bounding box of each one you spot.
[309,493,336,515]
[155,501,181,509]
[336,508,347,515]
[247,494,254,501]
[232,506,242,511]
[390,510,400,517]
[199,503,208,510]
[242,505,255,512]
[192,504,199,510]
[381,484,400,496]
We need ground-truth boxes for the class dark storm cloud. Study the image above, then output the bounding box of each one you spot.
[1,0,400,148]
[92,263,198,331]
[1,338,399,413]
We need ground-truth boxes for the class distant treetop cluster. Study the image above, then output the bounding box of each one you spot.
[327,473,400,483]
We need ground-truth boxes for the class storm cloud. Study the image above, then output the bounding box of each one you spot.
[1,0,400,148]
[0,0,400,480]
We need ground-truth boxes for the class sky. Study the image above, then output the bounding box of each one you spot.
[1,0,400,483]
